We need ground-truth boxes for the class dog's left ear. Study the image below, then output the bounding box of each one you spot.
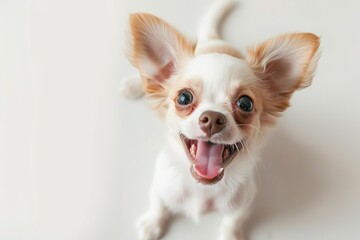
[247,33,320,118]
[127,13,196,98]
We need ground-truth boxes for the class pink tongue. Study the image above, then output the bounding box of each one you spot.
[194,141,224,179]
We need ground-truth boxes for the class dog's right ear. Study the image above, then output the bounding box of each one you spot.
[127,13,196,101]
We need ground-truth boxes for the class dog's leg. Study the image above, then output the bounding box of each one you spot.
[120,74,144,99]
[219,207,249,240]
[218,180,256,240]
[137,190,171,240]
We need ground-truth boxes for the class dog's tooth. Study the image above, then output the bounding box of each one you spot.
[190,144,196,158]
[223,148,229,159]
[218,168,224,175]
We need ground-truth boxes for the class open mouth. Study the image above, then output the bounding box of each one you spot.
[180,134,242,185]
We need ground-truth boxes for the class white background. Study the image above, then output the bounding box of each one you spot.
[1,0,360,239]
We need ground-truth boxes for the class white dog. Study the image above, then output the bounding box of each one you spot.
[121,0,320,239]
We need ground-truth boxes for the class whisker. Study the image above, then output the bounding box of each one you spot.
[236,123,264,139]
[241,139,262,184]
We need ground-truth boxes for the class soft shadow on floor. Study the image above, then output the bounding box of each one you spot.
[245,128,327,238]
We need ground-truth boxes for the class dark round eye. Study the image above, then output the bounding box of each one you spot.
[177,90,193,105]
[236,96,253,112]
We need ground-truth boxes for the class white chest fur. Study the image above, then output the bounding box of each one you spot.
[151,144,256,221]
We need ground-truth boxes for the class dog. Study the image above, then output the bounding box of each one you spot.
[121,0,320,239]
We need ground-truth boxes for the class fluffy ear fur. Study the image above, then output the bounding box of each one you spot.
[247,33,320,124]
[127,13,196,104]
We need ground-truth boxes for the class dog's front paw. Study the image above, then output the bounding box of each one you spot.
[219,233,244,240]
[120,75,144,99]
[219,227,244,240]
[137,212,168,240]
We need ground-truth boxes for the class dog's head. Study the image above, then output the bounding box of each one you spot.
[126,13,320,184]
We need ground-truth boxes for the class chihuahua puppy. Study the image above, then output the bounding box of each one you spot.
[122,0,320,239]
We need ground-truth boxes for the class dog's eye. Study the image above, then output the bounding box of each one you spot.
[177,90,193,105]
[236,96,253,112]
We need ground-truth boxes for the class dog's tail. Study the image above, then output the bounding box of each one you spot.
[197,0,238,42]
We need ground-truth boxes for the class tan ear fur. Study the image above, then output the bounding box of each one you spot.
[247,33,320,126]
[126,13,196,116]
[127,13,196,99]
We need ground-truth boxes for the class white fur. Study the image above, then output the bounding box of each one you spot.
[123,1,320,240]
[166,54,258,144]
[136,53,264,239]
[148,135,259,222]
[130,2,261,240]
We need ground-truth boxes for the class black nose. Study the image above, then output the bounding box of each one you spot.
[199,111,226,137]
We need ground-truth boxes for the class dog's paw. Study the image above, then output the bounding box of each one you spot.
[219,227,244,240]
[120,75,144,99]
[219,234,244,240]
[137,213,168,240]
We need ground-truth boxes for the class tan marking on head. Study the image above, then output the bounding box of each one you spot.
[172,78,203,118]
[195,40,243,59]
[229,85,262,137]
